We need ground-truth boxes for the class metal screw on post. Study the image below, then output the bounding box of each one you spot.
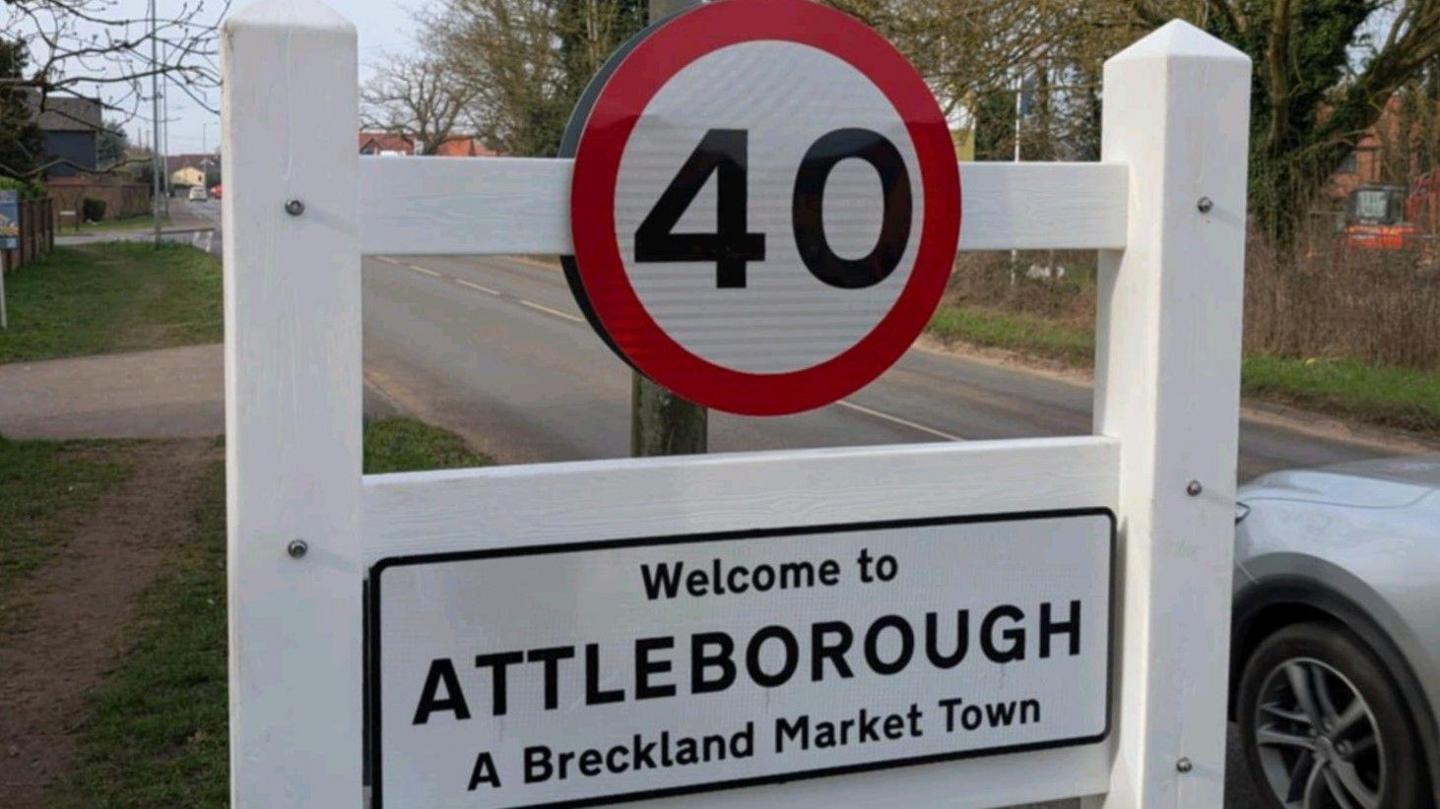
[1176,757,1193,773]
[285,199,305,216]
[1197,196,1214,214]
[286,539,308,559]
[631,0,709,459]
[1186,480,1203,496]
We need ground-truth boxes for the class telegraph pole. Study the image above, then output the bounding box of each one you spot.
[161,72,171,219]
[149,0,162,247]
[631,0,708,457]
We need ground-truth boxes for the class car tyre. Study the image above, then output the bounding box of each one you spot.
[1238,620,1425,809]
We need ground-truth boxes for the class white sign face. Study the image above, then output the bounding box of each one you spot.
[611,41,925,375]
[563,0,961,416]
[369,510,1113,808]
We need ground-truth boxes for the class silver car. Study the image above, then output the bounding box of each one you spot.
[1233,456,1440,809]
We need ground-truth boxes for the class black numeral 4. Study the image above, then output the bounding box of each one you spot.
[634,128,766,288]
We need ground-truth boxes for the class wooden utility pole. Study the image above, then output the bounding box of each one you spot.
[632,0,708,457]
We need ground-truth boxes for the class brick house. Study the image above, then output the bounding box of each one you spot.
[1324,94,1435,202]
[358,132,497,157]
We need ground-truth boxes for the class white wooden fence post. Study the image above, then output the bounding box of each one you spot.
[221,1,362,805]
[1088,20,1251,809]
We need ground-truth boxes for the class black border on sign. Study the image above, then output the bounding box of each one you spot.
[367,507,1116,809]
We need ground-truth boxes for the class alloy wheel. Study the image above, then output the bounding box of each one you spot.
[1253,657,1384,809]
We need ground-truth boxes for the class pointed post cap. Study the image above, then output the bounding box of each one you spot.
[225,0,354,36]
[1105,19,1250,67]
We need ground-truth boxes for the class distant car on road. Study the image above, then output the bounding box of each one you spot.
[187,185,208,202]
[1233,456,1440,809]
[209,184,222,200]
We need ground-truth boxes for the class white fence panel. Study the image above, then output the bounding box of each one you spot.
[364,436,1119,560]
[359,158,1128,256]
[223,2,1250,807]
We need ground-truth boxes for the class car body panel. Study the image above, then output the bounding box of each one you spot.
[1234,456,1440,801]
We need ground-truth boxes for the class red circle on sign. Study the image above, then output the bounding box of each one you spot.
[570,0,960,416]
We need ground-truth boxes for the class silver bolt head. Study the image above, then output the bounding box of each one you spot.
[284,199,305,216]
[1197,196,1214,214]
[287,539,308,559]
[1186,480,1203,496]
[1336,740,1352,756]
[1176,757,1193,773]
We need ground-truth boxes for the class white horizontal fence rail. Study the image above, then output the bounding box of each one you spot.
[363,436,1119,561]
[362,436,1118,809]
[358,158,1128,256]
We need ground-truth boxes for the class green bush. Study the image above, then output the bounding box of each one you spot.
[81,197,107,222]
[0,176,47,200]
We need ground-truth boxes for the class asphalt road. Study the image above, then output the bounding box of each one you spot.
[360,252,1410,479]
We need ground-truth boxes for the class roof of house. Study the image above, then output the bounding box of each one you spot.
[359,132,415,154]
[434,137,497,157]
[26,93,104,132]
[357,132,497,156]
[166,153,219,174]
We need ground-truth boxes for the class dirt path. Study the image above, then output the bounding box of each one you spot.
[0,438,219,807]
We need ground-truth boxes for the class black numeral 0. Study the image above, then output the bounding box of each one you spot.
[792,128,912,289]
[634,127,911,290]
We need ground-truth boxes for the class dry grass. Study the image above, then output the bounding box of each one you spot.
[944,235,1440,374]
[1244,235,1440,370]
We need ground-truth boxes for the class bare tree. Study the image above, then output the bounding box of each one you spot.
[362,53,476,155]
[825,1,1097,116]
[1,0,226,179]
[847,0,1440,244]
[422,0,645,157]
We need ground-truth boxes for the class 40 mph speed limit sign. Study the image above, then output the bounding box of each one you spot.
[563,0,961,416]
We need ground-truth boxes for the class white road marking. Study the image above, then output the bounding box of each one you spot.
[408,264,443,278]
[518,299,585,324]
[506,255,563,272]
[456,279,500,295]
[374,255,404,265]
[835,400,964,442]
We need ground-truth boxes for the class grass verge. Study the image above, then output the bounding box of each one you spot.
[0,242,221,364]
[52,418,488,807]
[54,459,229,808]
[0,434,132,596]
[72,214,167,234]
[1241,355,1440,434]
[928,305,1094,367]
[928,303,1440,434]
[364,416,492,473]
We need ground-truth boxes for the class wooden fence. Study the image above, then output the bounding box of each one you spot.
[1,197,56,273]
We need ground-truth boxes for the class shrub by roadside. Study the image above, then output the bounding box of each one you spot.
[0,243,221,365]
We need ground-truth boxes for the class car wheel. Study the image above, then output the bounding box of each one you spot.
[1237,621,1425,809]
